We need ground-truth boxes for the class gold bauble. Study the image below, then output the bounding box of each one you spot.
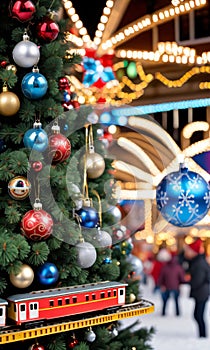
[86,151,105,179]
[8,176,31,200]
[10,264,34,288]
[0,91,20,116]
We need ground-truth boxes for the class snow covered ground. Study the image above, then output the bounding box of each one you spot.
[121,277,210,350]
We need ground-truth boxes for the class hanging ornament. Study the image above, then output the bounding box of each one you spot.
[37,262,59,286]
[37,14,59,42]
[75,205,99,228]
[129,293,136,303]
[112,225,129,244]
[31,161,43,172]
[85,124,105,179]
[93,227,112,248]
[105,204,122,225]
[23,120,48,152]
[12,31,40,67]
[68,334,79,349]
[86,148,105,179]
[85,328,96,342]
[68,183,83,210]
[9,0,36,22]
[48,122,71,164]
[21,66,48,100]
[6,64,17,74]
[76,239,97,268]
[156,162,210,227]
[8,176,31,200]
[108,325,119,337]
[29,342,45,350]
[121,238,133,255]
[0,83,20,116]
[103,257,112,264]
[59,76,70,90]
[126,254,144,279]
[10,264,34,288]
[20,199,53,241]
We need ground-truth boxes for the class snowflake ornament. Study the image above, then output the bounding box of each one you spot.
[156,164,210,227]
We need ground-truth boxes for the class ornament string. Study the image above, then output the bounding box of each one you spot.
[74,213,84,243]
[92,189,102,227]
[82,126,89,201]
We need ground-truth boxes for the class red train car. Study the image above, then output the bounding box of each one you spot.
[7,281,127,326]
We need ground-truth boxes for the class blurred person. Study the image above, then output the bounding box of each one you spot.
[150,248,171,293]
[158,253,186,316]
[184,238,210,338]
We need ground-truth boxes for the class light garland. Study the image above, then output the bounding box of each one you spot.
[116,42,210,66]
[100,0,206,52]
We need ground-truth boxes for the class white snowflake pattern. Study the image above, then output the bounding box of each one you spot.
[156,190,169,208]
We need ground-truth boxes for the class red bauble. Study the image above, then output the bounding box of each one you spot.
[37,16,59,42]
[31,344,45,350]
[31,161,43,172]
[21,209,53,241]
[59,77,70,91]
[49,133,71,164]
[9,0,36,22]
[68,339,79,348]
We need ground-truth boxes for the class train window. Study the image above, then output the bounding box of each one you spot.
[113,290,116,297]
[119,289,124,295]
[108,291,111,297]
[100,292,105,299]
[65,298,70,305]
[58,299,62,306]
[85,295,89,301]
[0,308,2,316]
[49,300,54,307]
[72,297,77,303]
[92,294,96,300]
[30,304,33,310]
[20,304,25,312]
[14,304,16,312]
[34,303,38,310]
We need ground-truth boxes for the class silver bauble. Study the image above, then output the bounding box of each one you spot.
[12,41,40,68]
[10,264,34,288]
[93,228,112,248]
[76,241,97,268]
[126,254,143,277]
[85,329,96,342]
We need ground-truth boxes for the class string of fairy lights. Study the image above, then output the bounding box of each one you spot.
[62,0,210,105]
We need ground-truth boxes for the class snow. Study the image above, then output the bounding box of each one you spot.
[120,277,210,350]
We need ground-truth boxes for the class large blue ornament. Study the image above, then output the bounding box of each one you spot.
[75,206,99,228]
[156,164,210,227]
[21,69,48,99]
[37,262,59,286]
[23,121,48,152]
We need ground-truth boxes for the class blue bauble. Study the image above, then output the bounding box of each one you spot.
[75,206,99,228]
[156,165,210,227]
[21,72,48,99]
[37,262,59,286]
[23,122,48,152]
[0,139,6,153]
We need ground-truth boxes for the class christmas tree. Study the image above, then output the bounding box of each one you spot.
[0,1,154,349]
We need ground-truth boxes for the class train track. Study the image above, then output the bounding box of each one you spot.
[0,299,154,344]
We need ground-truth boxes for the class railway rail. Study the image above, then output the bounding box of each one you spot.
[0,299,154,344]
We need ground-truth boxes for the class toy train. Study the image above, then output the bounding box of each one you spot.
[0,281,127,327]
